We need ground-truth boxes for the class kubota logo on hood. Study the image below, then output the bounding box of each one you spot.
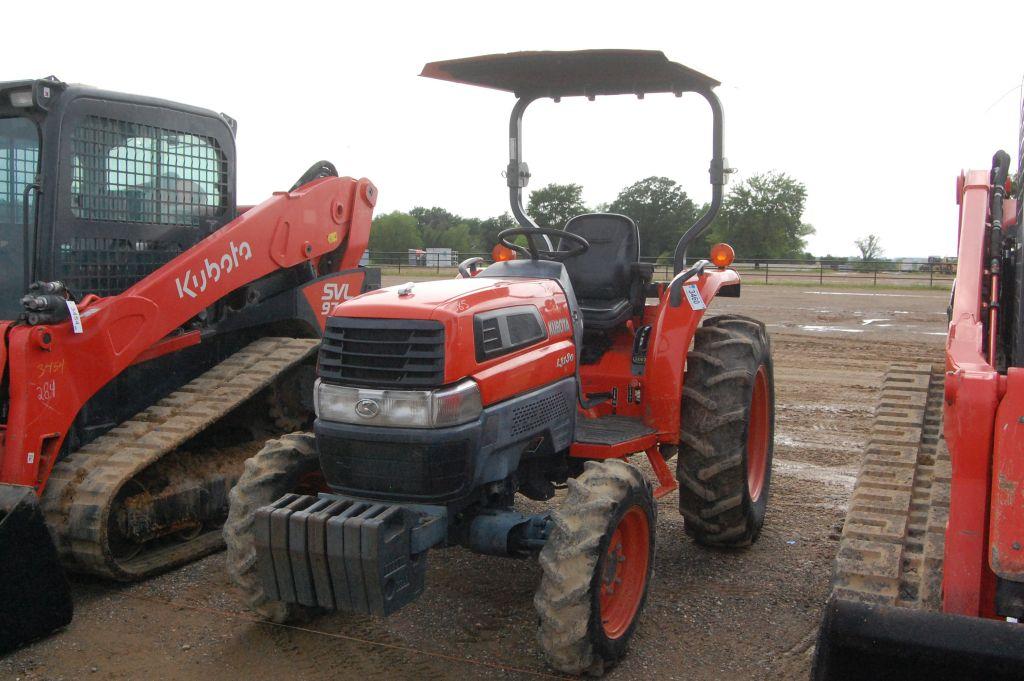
[175,241,253,299]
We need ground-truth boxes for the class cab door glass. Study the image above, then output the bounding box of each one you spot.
[0,116,39,319]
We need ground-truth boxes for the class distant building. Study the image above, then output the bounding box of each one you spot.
[425,248,457,267]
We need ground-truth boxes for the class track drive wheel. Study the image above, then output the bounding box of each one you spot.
[535,459,656,675]
[678,314,774,547]
[223,433,322,622]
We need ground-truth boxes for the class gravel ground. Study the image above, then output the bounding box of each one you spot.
[0,284,948,681]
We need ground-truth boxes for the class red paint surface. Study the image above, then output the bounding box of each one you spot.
[943,170,1009,617]
[990,368,1024,581]
[329,276,576,407]
[598,505,650,639]
[747,366,770,502]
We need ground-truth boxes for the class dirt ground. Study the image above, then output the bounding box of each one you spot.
[1,284,949,681]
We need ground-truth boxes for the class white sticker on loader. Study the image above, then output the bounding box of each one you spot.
[66,300,83,334]
[683,284,706,310]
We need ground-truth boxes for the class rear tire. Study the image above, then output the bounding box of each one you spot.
[678,314,774,547]
[535,460,656,675]
[223,433,321,622]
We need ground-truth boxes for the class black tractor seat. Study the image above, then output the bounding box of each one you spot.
[560,214,653,330]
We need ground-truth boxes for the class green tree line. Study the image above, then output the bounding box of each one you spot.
[368,172,815,261]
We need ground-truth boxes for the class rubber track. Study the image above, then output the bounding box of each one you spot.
[831,362,950,610]
[39,337,319,581]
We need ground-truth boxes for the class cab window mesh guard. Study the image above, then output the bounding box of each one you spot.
[0,121,39,225]
[70,116,227,226]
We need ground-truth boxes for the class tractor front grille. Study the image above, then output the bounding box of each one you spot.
[318,317,445,388]
[318,436,472,500]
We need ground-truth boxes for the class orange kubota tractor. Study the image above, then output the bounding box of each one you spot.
[225,50,776,674]
[0,78,378,652]
[813,103,1024,678]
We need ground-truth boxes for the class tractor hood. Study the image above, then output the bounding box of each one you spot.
[326,276,576,392]
[333,277,559,321]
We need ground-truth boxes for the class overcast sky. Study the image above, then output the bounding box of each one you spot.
[8,1,1024,257]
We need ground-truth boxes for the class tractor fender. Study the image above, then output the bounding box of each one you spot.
[644,267,740,442]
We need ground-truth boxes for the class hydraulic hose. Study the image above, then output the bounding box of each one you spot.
[988,150,1011,366]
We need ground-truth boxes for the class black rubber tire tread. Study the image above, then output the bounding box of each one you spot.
[223,432,320,622]
[678,314,775,548]
[534,459,656,675]
[39,337,319,581]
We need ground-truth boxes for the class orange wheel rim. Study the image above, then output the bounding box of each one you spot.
[598,506,650,639]
[747,365,770,502]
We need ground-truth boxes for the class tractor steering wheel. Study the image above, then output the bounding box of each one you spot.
[497,227,590,262]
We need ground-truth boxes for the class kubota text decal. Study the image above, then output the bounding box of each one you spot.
[175,241,253,299]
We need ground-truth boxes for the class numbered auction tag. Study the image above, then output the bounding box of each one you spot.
[683,284,706,311]
[66,300,84,334]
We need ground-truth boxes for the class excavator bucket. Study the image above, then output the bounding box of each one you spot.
[0,484,73,653]
[813,596,1024,681]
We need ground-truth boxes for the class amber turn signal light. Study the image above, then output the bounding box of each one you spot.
[710,243,735,269]
[492,244,517,262]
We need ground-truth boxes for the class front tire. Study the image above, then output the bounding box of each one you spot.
[223,433,321,622]
[678,314,775,547]
[535,460,656,675]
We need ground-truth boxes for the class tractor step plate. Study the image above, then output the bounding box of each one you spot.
[254,494,426,616]
[575,416,656,446]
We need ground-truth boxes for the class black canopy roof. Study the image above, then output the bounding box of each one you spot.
[420,50,719,99]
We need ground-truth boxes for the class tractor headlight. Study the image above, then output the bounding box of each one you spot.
[314,379,482,428]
